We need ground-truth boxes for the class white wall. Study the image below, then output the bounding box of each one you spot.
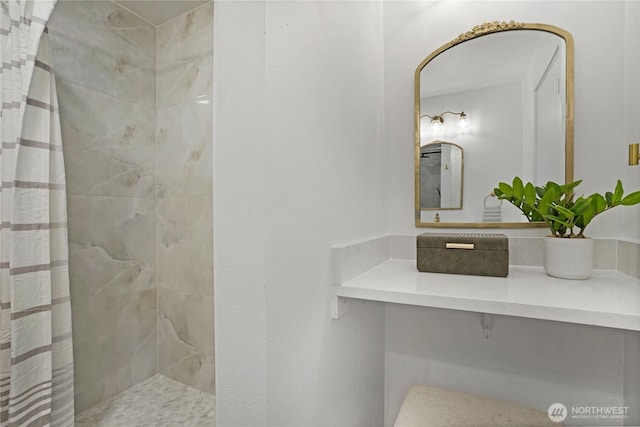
[214,1,387,425]
[264,2,387,425]
[213,2,268,424]
[622,2,640,424]
[383,2,640,426]
[623,1,640,242]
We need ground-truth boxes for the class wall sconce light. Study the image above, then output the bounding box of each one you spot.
[421,111,470,134]
[630,143,639,166]
[429,115,444,135]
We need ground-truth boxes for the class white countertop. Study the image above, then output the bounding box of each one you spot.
[333,260,640,331]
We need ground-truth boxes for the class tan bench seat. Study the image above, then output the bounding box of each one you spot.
[394,385,560,427]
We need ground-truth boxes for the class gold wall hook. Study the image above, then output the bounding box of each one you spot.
[630,143,639,166]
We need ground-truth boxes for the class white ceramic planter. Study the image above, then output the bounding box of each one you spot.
[543,237,594,280]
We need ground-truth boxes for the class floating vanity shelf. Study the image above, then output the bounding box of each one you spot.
[332,259,640,331]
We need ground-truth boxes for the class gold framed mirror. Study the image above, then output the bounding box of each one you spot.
[415,22,574,228]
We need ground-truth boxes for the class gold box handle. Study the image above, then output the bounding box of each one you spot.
[446,242,475,250]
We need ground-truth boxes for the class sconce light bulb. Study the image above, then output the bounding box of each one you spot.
[457,112,470,133]
[431,116,444,135]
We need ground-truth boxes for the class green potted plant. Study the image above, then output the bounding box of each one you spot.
[494,177,640,279]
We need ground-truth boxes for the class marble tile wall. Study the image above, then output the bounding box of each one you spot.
[51,0,216,410]
[156,2,215,395]
[48,1,158,413]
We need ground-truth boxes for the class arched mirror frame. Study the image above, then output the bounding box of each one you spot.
[414,21,574,228]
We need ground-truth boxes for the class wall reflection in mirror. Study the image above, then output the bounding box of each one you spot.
[415,22,574,227]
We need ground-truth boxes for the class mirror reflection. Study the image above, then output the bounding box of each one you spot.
[415,23,574,227]
[420,142,463,209]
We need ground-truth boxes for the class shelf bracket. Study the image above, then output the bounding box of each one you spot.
[483,313,493,339]
[331,296,349,319]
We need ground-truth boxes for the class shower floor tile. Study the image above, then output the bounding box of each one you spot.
[75,374,215,426]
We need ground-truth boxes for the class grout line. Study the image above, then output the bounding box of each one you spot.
[155,11,160,378]
[159,0,213,28]
[56,77,155,111]
[111,0,212,28]
[109,0,157,27]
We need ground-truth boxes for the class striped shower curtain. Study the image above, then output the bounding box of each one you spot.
[0,1,74,426]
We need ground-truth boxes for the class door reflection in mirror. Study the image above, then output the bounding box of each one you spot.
[420,142,463,209]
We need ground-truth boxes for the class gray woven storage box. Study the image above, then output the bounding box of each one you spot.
[417,233,509,277]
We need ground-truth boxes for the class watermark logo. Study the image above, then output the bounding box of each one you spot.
[548,403,629,423]
[548,403,567,423]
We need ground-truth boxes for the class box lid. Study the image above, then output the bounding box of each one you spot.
[417,233,508,251]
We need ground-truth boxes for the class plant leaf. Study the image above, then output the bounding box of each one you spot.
[621,191,640,206]
[613,180,623,204]
[539,186,556,215]
[513,177,524,200]
[578,204,594,229]
[528,212,542,222]
[553,204,575,220]
[544,215,572,229]
[563,180,582,194]
[604,192,613,208]
[497,182,512,198]
[591,193,607,214]
[546,181,561,195]
[572,197,592,229]
[523,182,537,205]
[572,197,591,216]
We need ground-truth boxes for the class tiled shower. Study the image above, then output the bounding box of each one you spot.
[46,0,214,419]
